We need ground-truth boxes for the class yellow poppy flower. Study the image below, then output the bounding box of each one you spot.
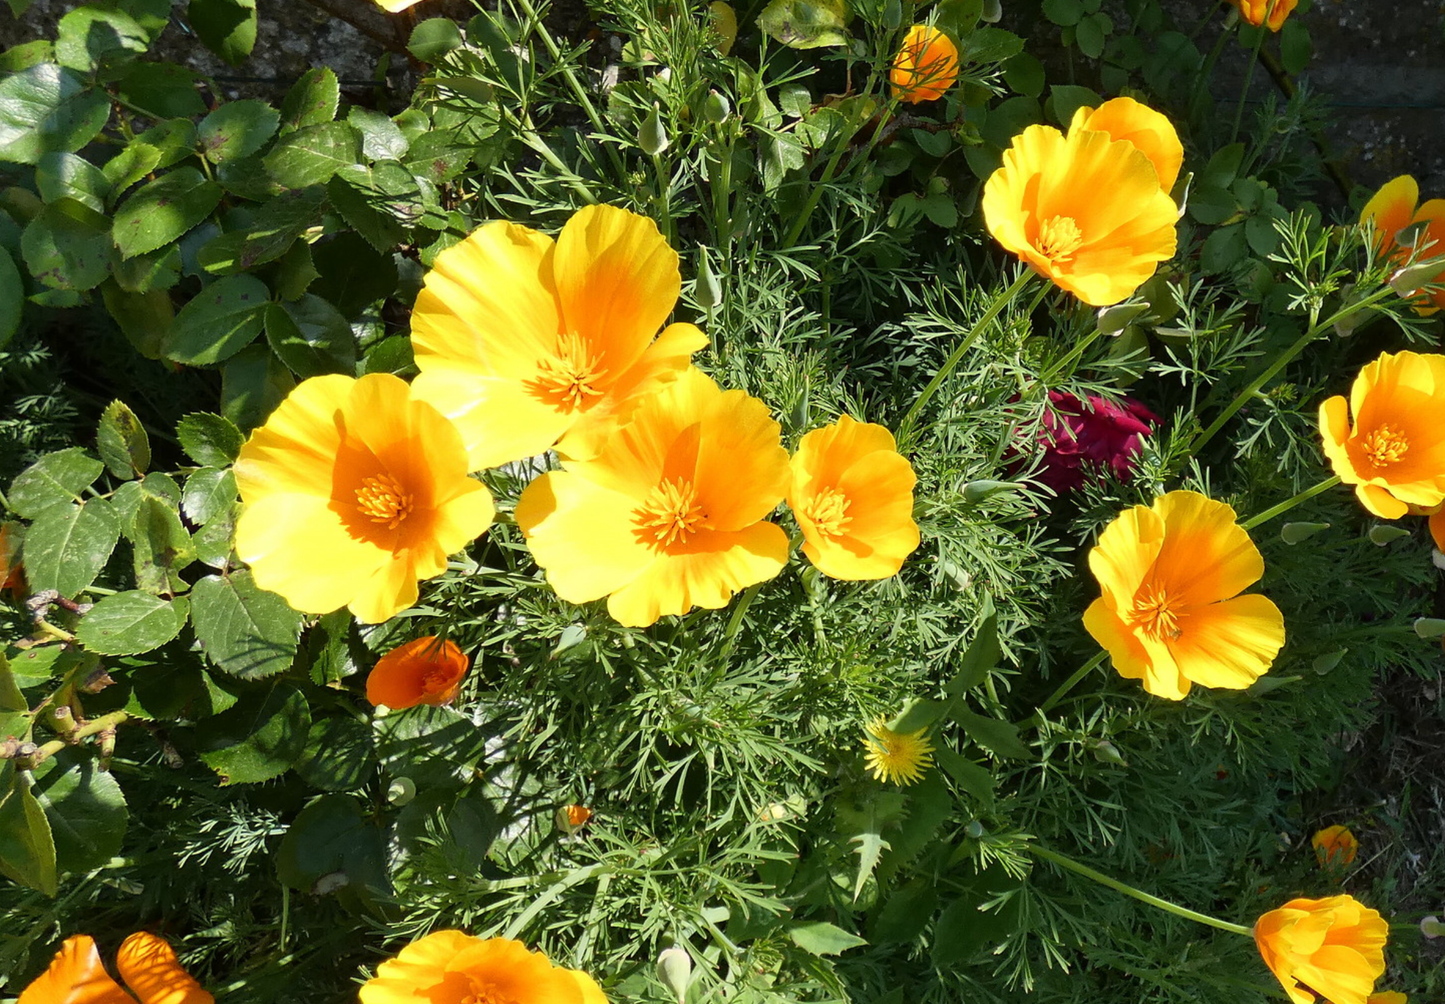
[410,205,707,471]
[1254,895,1387,1004]
[788,416,919,580]
[1083,490,1285,701]
[1319,350,1445,519]
[359,931,606,1004]
[1234,0,1298,31]
[982,121,1178,306]
[20,933,212,1004]
[234,374,495,624]
[516,367,789,627]
[862,715,934,786]
[1312,824,1359,868]
[890,25,960,104]
[1069,96,1183,193]
[374,0,425,10]
[1359,175,1445,313]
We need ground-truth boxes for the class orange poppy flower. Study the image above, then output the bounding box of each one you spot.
[788,416,919,580]
[359,931,606,1004]
[1083,490,1285,700]
[19,933,212,1004]
[1359,175,1445,313]
[1318,350,1445,519]
[1234,0,1298,31]
[1312,825,1360,868]
[1254,895,1387,1004]
[366,636,470,709]
[557,804,593,832]
[890,26,959,104]
[0,522,26,598]
[233,373,495,624]
[410,205,707,471]
[982,119,1178,306]
[516,367,790,627]
[1069,97,1183,193]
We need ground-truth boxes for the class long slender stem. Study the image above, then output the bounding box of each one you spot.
[899,271,1034,447]
[780,95,887,249]
[1240,475,1341,531]
[1030,844,1254,937]
[1229,5,1270,145]
[1189,285,1397,456]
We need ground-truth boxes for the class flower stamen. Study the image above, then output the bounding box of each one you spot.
[635,479,707,548]
[1038,215,1085,261]
[802,487,853,539]
[355,474,413,528]
[1360,423,1409,469]
[1131,584,1182,641]
[528,332,607,411]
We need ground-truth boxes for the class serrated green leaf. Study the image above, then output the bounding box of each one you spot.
[24,499,118,598]
[114,62,206,119]
[35,152,108,212]
[197,682,309,784]
[275,793,387,897]
[130,494,194,594]
[101,282,171,359]
[112,167,223,259]
[757,0,849,49]
[953,706,1030,760]
[96,400,150,479]
[177,412,245,467]
[164,273,270,365]
[293,717,375,791]
[263,121,362,189]
[0,63,110,165]
[221,343,295,429]
[264,295,356,378]
[76,590,187,655]
[21,197,114,291]
[30,750,127,875]
[181,467,237,526]
[0,246,20,346]
[55,6,148,73]
[347,107,408,161]
[196,188,324,275]
[101,141,163,202]
[187,0,258,65]
[280,68,339,134]
[409,18,464,62]
[0,765,57,895]
[198,99,281,164]
[190,570,302,680]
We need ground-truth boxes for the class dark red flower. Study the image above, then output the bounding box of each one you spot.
[1032,391,1157,492]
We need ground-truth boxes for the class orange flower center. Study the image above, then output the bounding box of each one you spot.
[530,332,606,411]
[803,488,853,539]
[1131,584,1182,641]
[421,664,458,697]
[463,978,516,1004]
[1037,215,1084,261]
[355,474,413,528]
[635,479,706,548]
[1360,423,1409,469]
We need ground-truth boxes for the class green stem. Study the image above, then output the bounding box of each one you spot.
[1029,845,1254,937]
[1017,650,1107,730]
[1230,5,1270,145]
[898,271,1034,447]
[653,153,673,245]
[1189,286,1397,456]
[1042,321,1104,383]
[720,582,763,657]
[12,710,129,769]
[780,95,891,249]
[1239,475,1341,531]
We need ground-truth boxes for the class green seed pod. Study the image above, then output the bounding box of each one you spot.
[1368,524,1411,546]
[639,105,669,156]
[1096,302,1148,335]
[882,0,901,30]
[1413,617,1445,640]
[1279,521,1329,544]
[703,89,731,125]
[962,479,1023,503]
[1311,648,1348,675]
[695,247,722,310]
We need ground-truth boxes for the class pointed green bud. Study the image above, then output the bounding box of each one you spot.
[656,945,692,1004]
[965,819,986,838]
[1421,916,1444,939]
[703,89,731,124]
[882,0,901,30]
[1096,302,1148,334]
[1090,739,1128,766]
[1413,617,1445,640]
[639,105,669,156]
[695,247,722,310]
[1368,524,1412,546]
[387,776,416,805]
[962,480,1024,503]
[1280,521,1329,544]
[1311,648,1347,675]
[981,0,1002,22]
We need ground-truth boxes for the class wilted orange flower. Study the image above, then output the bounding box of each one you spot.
[234,374,495,624]
[1313,825,1360,868]
[20,933,212,1004]
[411,205,706,471]
[359,932,605,1004]
[1360,175,1445,313]
[366,637,470,709]
[1069,97,1183,193]
[1319,350,1445,519]
[982,117,1178,306]
[789,416,919,580]
[0,522,25,598]
[1234,0,1298,31]
[1083,490,1285,700]
[1254,895,1387,1004]
[890,26,959,104]
[516,367,790,627]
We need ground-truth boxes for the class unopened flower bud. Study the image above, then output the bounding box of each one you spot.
[703,89,731,125]
[881,0,901,30]
[1096,302,1148,334]
[1368,524,1411,546]
[1091,739,1128,766]
[639,105,670,156]
[962,479,1023,503]
[1311,648,1347,675]
[1280,521,1329,544]
[1414,618,1445,640]
[387,776,416,805]
[1421,915,1444,938]
[695,248,722,310]
[656,945,692,1004]
[981,0,1002,22]
[964,819,986,839]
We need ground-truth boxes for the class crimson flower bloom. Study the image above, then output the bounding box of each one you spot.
[1031,391,1158,492]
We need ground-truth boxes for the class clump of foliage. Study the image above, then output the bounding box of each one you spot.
[0,0,1441,1002]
